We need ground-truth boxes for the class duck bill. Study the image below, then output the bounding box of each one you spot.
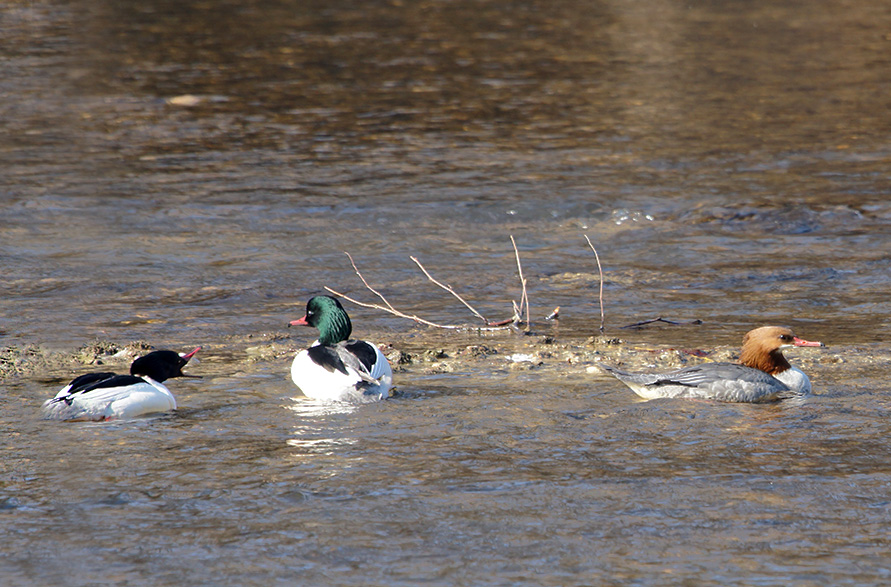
[289,315,310,327]
[793,337,824,348]
[181,347,202,361]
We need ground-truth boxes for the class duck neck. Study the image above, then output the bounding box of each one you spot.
[317,310,352,346]
[740,347,790,376]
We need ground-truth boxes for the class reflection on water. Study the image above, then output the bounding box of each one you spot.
[288,397,363,419]
[286,434,357,452]
[3,0,891,584]
[286,397,361,455]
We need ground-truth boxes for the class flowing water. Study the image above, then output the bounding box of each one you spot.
[2,0,891,584]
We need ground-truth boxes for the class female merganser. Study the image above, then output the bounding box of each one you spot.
[289,295,393,402]
[42,347,201,421]
[600,326,823,403]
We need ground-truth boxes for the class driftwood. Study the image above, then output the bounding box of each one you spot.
[325,237,530,332]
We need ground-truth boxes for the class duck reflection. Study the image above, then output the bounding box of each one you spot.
[285,397,360,454]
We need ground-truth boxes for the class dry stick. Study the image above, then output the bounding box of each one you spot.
[620,317,704,329]
[344,251,396,312]
[510,235,530,329]
[583,234,605,333]
[324,286,455,329]
[409,256,489,325]
[333,241,525,331]
[323,286,515,332]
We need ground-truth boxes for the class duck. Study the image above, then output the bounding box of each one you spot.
[42,347,201,421]
[289,295,393,402]
[599,326,823,403]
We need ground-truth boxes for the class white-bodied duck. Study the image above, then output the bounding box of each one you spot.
[600,326,823,403]
[43,347,201,421]
[289,295,393,402]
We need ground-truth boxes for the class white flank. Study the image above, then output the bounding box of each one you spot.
[774,366,812,395]
[291,342,393,403]
[42,377,177,421]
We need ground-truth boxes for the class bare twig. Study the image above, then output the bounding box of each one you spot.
[332,241,529,332]
[584,235,605,333]
[410,256,489,325]
[510,235,530,330]
[324,286,456,329]
[620,317,704,329]
[324,287,516,332]
[344,251,396,312]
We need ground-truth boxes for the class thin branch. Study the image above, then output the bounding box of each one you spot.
[324,287,516,331]
[584,235,605,333]
[510,235,530,330]
[333,240,528,332]
[620,317,704,329]
[409,256,489,325]
[344,251,396,312]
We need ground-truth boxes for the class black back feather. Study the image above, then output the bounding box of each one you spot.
[65,372,117,394]
[307,345,349,376]
[53,373,145,405]
[306,340,380,385]
[344,341,377,372]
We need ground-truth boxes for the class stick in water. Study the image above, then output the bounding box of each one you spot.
[410,256,489,325]
[584,234,605,334]
[510,235,530,330]
[326,242,529,331]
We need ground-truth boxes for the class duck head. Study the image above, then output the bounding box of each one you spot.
[739,326,823,375]
[130,347,201,382]
[290,295,352,345]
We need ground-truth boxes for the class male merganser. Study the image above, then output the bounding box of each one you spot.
[289,295,393,402]
[42,347,201,421]
[600,326,823,403]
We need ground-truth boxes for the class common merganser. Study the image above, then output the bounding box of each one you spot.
[289,295,393,402]
[600,326,823,403]
[42,347,201,421]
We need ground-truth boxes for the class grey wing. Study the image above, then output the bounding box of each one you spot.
[604,363,780,387]
[670,363,788,387]
[598,364,695,387]
[666,364,792,401]
[334,343,380,384]
[601,362,790,402]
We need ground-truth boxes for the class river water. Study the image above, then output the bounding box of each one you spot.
[2,0,891,584]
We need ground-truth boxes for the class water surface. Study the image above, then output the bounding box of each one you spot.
[2,0,891,584]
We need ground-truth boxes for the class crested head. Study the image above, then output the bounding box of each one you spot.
[130,347,199,382]
[739,326,822,375]
[299,295,352,345]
